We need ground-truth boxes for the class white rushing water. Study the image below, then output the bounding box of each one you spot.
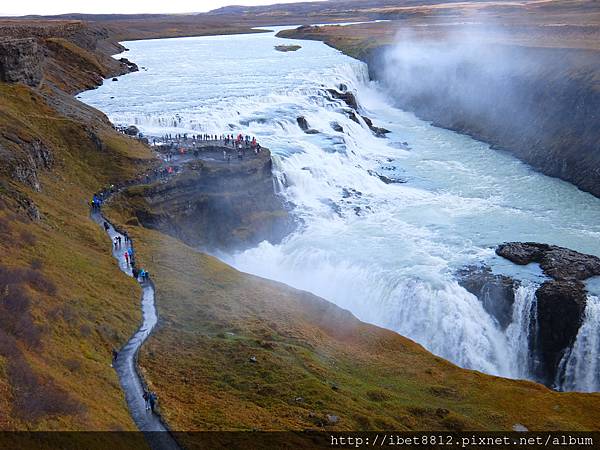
[557,295,600,392]
[79,27,600,388]
[505,284,538,379]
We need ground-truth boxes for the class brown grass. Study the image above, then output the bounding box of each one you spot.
[277,0,600,53]
[0,80,154,430]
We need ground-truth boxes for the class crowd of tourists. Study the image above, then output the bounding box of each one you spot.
[152,132,263,162]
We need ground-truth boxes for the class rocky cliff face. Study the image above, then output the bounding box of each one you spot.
[0,21,141,200]
[0,135,53,192]
[0,38,43,87]
[535,280,587,383]
[119,150,292,252]
[0,20,138,95]
[371,44,600,198]
[458,265,517,330]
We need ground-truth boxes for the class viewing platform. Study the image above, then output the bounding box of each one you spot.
[150,134,266,164]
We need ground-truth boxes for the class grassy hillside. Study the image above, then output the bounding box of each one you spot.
[104,200,600,437]
[0,80,155,429]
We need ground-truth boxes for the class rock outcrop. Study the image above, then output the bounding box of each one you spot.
[326,88,358,110]
[118,57,139,73]
[496,242,600,383]
[326,89,390,138]
[0,137,53,192]
[0,21,141,95]
[457,265,517,329]
[361,115,390,137]
[296,116,309,131]
[496,242,600,281]
[535,280,587,381]
[296,116,318,134]
[330,122,343,133]
[0,38,44,87]
[124,125,140,137]
[120,148,293,251]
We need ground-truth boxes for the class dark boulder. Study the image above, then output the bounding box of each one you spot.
[118,57,139,73]
[496,242,547,265]
[457,265,516,329]
[496,242,600,281]
[124,125,139,136]
[347,111,360,124]
[296,116,318,134]
[296,116,309,131]
[327,89,358,110]
[330,122,344,133]
[361,115,391,137]
[345,111,390,137]
[535,280,587,383]
[367,170,406,185]
[112,77,118,81]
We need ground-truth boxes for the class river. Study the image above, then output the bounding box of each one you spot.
[79,26,600,392]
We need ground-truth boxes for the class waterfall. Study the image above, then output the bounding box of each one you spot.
[505,283,538,379]
[556,295,600,392]
[79,29,600,391]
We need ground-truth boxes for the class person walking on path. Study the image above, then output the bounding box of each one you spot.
[143,390,150,410]
[111,348,118,367]
[149,392,157,414]
[124,251,129,266]
[139,269,149,282]
[103,221,110,232]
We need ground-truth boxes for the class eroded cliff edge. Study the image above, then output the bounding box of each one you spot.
[112,149,293,252]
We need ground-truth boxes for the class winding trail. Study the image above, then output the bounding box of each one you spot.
[91,209,180,450]
[87,144,246,445]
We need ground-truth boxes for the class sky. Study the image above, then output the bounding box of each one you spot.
[0,0,322,17]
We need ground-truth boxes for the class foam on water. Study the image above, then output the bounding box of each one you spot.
[79,28,600,388]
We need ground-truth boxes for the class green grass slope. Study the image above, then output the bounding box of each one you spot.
[105,200,600,438]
